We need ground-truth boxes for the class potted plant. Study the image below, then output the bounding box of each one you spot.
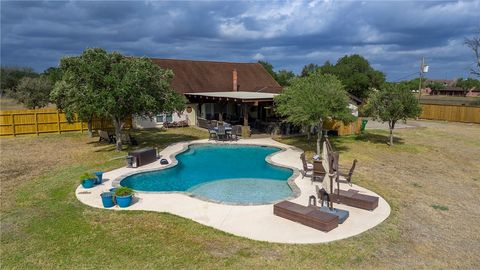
[80,172,96,188]
[114,187,134,208]
[94,171,104,185]
[100,191,114,208]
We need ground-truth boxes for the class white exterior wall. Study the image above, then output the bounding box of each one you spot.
[132,104,198,129]
[349,103,359,117]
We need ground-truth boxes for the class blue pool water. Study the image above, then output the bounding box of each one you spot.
[120,144,293,204]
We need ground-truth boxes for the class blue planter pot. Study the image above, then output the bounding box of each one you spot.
[81,178,95,188]
[116,194,133,208]
[100,192,114,208]
[109,188,118,204]
[95,172,104,185]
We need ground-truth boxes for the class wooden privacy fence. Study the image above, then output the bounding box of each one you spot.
[420,104,480,124]
[0,108,132,137]
[324,118,362,136]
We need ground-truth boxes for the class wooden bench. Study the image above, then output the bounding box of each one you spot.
[331,189,379,211]
[273,201,338,232]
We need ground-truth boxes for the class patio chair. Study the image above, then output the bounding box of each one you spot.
[120,133,138,146]
[312,160,327,182]
[231,125,242,141]
[207,123,217,141]
[336,159,357,190]
[300,153,313,179]
[98,130,114,143]
[217,125,227,141]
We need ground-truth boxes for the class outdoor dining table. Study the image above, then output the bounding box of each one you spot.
[213,126,232,132]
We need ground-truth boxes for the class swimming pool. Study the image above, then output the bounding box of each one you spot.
[120,144,294,204]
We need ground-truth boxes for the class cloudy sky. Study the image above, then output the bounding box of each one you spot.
[1,0,479,81]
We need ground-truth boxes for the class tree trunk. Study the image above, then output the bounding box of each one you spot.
[87,119,93,138]
[112,116,124,151]
[316,119,323,155]
[388,120,396,146]
[305,125,311,140]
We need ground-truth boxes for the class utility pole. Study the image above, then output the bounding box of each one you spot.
[418,57,429,102]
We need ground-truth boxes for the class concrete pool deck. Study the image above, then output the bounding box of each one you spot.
[76,138,390,244]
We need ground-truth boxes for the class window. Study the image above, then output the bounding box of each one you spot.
[155,113,173,123]
[165,113,173,122]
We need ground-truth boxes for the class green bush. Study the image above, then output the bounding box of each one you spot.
[80,172,96,182]
[115,187,134,197]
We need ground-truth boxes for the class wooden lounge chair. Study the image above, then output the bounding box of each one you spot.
[274,200,338,232]
[300,153,313,178]
[330,189,379,211]
[309,192,349,224]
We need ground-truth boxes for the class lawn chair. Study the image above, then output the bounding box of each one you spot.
[217,125,227,141]
[300,153,313,179]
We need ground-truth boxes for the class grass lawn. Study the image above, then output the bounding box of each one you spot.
[1,123,479,269]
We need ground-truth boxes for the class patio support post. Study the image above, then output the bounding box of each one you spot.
[243,103,249,126]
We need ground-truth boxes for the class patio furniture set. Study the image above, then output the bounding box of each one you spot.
[274,136,379,232]
[207,122,243,141]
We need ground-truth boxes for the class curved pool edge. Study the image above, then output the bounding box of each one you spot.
[75,137,391,244]
[112,141,302,206]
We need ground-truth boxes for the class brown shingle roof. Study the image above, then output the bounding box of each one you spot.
[150,58,282,94]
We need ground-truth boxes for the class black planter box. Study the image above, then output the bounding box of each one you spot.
[128,147,157,167]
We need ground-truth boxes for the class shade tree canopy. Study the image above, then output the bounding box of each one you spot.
[51,48,186,150]
[14,77,52,109]
[363,83,422,146]
[0,67,39,97]
[275,72,355,155]
[318,54,386,99]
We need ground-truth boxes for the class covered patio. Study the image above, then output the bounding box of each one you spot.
[185,91,282,133]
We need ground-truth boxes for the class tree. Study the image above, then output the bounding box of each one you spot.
[14,77,52,109]
[275,70,296,87]
[398,78,423,91]
[0,67,38,97]
[318,54,385,99]
[426,81,446,90]
[98,56,186,150]
[456,77,480,90]
[275,73,355,155]
[301,63,319,77]
[42,67,63,85]
[51,48,113,137]
[52,48,185,150]
[363,84,422,146]
[465,33,480,77]
[257,60,277,81]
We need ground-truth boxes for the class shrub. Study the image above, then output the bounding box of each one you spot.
[115,187,134,197]
[80,172,96,182]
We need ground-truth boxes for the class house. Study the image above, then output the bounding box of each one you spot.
[133,58,362,135]
[133,59,282,130]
